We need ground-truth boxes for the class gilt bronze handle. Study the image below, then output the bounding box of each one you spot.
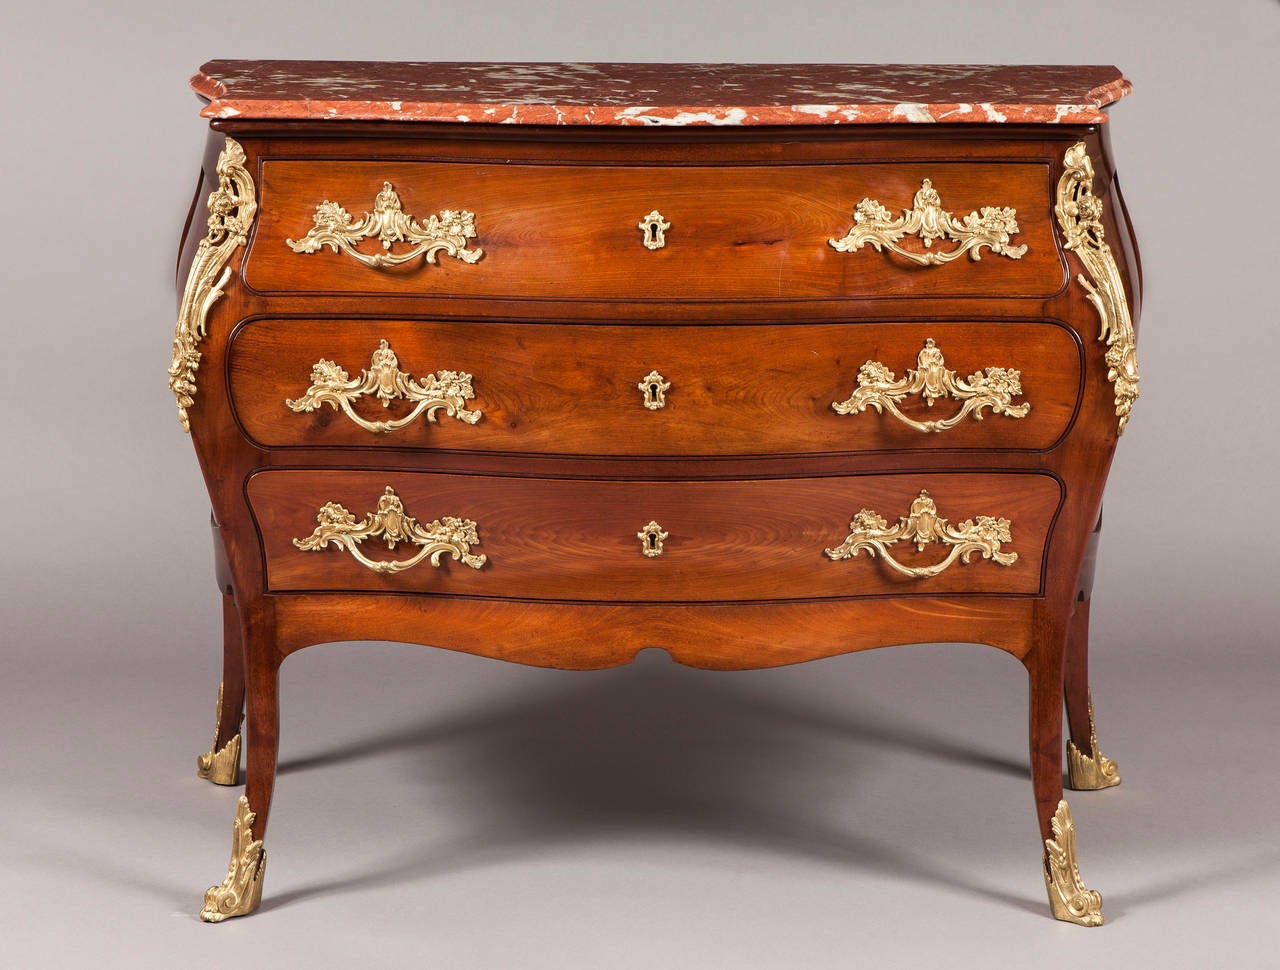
[287,181,483,268]
[824,490,1016,579]
[293,486,486,575]
[828,178,1026,266]
[286,339,481,434]
[832,338,1029,433]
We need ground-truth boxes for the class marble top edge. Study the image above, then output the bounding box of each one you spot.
[192,61,1132,125]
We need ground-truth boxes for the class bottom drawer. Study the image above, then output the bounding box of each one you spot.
[248,471,1061,602]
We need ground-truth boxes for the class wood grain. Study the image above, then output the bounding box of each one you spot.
[248,470,1062,601]
[245,160,1066,302]
[175,115,1143,863]
[272,593,1039,668]
[228,319,1082,456]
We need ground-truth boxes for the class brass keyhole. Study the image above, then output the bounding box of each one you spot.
[637,370,671,410]
[637,521,668,558]
[638,210,670,250]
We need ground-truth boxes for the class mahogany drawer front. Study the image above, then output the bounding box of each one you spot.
[249,470,1061,601]
[229,319,1081,455]
[244,160,1065,302]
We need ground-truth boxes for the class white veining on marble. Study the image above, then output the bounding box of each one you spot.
[195,62,1130,124]
[892,103,936,123]
[794,105,838,117]
[615,106,750,126]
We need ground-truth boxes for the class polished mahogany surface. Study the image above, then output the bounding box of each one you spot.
[247,160,1065,300]
[228,319,1082,455]
[248,470,1061,600]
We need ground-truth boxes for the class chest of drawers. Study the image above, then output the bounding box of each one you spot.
[172,61,1140,926]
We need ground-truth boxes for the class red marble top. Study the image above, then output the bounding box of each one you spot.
[192,61,1131,126]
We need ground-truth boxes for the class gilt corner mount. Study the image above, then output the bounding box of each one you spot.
[168,137,257,432]
[1054,142,1139,434]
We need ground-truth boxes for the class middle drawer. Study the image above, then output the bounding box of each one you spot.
[228,319,1081,456]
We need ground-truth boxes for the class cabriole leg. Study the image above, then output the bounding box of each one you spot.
[201,609,279,923]
[1027,623,1104,926]
[1064,597,1121,790]
[196,592,244,785]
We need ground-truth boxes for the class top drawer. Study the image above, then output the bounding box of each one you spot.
[243,161,1065,302]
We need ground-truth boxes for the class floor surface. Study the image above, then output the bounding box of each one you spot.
[5,584,1276,969]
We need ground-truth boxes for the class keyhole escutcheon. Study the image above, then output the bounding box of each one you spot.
[637,521,669,558]
[638,370,671,410]
[638,210,670,250]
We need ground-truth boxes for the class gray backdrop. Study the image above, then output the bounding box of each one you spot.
[2,1,1277,967]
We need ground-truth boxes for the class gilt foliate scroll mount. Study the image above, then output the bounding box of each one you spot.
[195,681,241,786]
[1055,142,1139,434]
[286,339,482,434]
[1044,800,1104,926]
[828,178,1027,266]
[287,181,483,268]
[200,795,265,923]
[293,486,486,575]
[1067,692,1122,791]
[824,489,1016,579]
[833,338,1030,433]
[169,137,257,431]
